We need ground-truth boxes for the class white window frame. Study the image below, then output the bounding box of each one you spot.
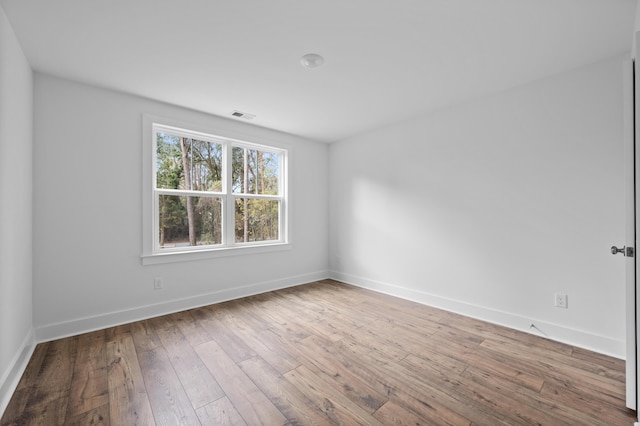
[141,115,290,265]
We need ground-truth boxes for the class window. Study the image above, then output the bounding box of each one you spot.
[142,117,288,264]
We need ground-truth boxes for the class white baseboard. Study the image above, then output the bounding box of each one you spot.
[28,268,625,356]
[0,328,35,419]
[329,271,625,359]
[35,270,329,343]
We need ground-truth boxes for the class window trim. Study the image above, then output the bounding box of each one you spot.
[141,114,290,265]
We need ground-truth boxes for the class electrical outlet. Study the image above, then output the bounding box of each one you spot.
[154,277,163,290]
[554,293,568,309]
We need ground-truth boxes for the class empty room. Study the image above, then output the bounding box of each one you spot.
[2,0,640,424]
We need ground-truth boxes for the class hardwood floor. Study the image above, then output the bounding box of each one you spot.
[1,279,636,425]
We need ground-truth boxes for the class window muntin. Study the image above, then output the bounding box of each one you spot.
[151,123,286,254]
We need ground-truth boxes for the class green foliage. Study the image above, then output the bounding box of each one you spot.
[157,134,186,244]
[235,199,279,242]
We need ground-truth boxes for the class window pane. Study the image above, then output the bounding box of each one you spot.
[235,198,279,243]
[232,147,279,195]
[156,132,222,192]
[158,194,222,248]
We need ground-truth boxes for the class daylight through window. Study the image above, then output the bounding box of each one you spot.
[152,124,286,253]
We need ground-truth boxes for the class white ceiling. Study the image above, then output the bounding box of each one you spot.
[1,0,636,143]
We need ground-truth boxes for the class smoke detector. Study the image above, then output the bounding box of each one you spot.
[300,53,324,68]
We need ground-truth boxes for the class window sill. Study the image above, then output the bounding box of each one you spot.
[141,242,292,265]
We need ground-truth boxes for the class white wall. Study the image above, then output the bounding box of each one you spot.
[0,4,34,415]
[33,74,329,339]
[635,0,640,55]
[329,55,626,357]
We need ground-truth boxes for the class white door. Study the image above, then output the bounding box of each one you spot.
[622,55,636,411]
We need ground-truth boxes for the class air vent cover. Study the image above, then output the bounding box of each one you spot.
[231,110,256,120]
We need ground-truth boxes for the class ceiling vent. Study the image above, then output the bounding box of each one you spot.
[231,110,256,120]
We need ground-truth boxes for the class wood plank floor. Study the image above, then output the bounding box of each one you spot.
[1,279,636,425]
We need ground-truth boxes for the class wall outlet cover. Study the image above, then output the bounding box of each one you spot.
[154,277,163,290]
[554,293,568,309]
